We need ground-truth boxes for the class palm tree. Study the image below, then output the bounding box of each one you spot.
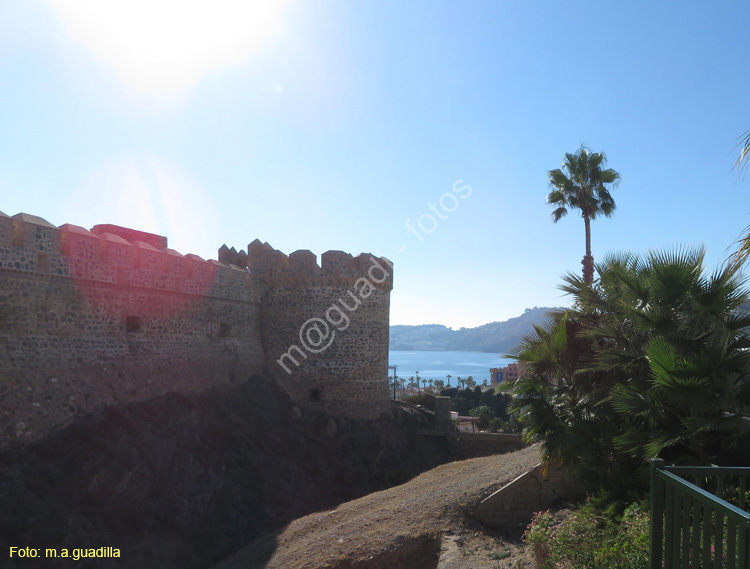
[584,249,750,465]
[547,145,620,284]
[510,247,750,495]
[446,374,452,387]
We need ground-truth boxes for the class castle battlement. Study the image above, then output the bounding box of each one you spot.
[0,212,255,301]
[0,211,393,444]
[0,212,391,301]
[220,240,393,287]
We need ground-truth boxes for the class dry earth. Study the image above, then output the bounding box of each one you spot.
[212,445,542,569]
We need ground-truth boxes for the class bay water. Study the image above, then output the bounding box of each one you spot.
[388,350,516,385]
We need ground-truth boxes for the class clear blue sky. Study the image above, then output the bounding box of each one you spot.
[2,1,749,329]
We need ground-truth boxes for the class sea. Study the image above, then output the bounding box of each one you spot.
[388,350,516,385]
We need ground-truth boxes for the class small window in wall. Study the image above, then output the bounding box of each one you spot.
[36,252,50,273]
[218,322,231,338]
[126,316,142,333]
[309,388,322,402]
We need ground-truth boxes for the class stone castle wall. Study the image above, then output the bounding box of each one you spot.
[0,212,392,444]
[222,241,393,419]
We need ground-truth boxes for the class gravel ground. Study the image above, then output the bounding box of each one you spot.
[212,444,541,569]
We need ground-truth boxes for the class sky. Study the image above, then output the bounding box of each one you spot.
[1,1,750,329]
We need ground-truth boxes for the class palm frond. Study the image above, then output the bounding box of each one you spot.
[550,206,567,222]
[729,224,750,266]
[732,129,750,177]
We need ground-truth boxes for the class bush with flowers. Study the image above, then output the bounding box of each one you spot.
[523,503,649,569]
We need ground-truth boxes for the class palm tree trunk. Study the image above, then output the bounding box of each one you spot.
[583,214,594,284]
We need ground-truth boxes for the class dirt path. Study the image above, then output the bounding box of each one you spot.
[211,445,541,569]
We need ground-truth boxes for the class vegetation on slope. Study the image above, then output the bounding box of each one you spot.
[510,248,750,500]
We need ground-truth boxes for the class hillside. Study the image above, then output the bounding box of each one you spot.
[0,377,450,569]
[390,307,560,353]
[212,445,541,569]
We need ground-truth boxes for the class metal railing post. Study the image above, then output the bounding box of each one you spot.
[651,458,666,569]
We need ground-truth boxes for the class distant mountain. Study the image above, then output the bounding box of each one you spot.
[391,300,750,354]
[390,307,560,354]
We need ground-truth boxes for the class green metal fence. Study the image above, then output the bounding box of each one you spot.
[650,458,750,569]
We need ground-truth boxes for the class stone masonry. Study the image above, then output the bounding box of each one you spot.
[0,212,393,444]
[473,460,584,531]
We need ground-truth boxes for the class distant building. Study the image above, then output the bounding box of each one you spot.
[489,362,524,387]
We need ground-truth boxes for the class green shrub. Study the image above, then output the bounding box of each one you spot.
[546,511,599,568]
[523,503,649,569]
[402,393,435,410]
[488,416,523,434]
[488,417,505,433]
[522,510,557,546]
[468,405,494,429]
[522,510,558,569]
[594,504,649,569]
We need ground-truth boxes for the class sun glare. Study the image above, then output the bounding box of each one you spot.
[62,156,221,260]
[47,0,288,99]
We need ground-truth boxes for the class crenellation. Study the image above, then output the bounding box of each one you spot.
[185,253,211,282]
[354,252,383,270]
[133,240,162,272]
[164,248,188,277]
[321,250,354,272]
[219,245,251,271]
[288,249,318,273]
[0,211,13,243]
[265,251,289,272]
[247,238,272,256]
[60,224,101,264]
[12,213,61,253]
[99,232,135,267]
[236,249,248,269]
[0,214,266,300]
[91,223,168,250]
[218,244,237,265]
[247,239,289,272]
